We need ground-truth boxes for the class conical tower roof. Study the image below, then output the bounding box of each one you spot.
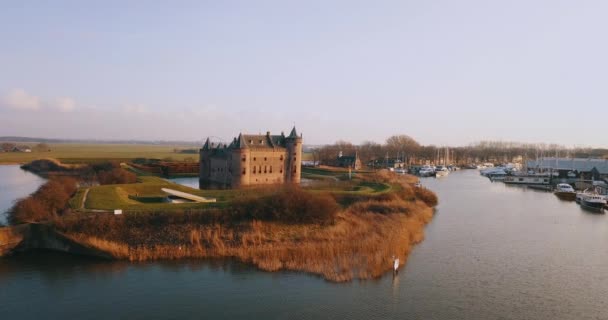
[202,137,211,151]
[288,126,298,138]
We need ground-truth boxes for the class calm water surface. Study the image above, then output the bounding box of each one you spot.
[0,165,45,224]
[2,169,608,319]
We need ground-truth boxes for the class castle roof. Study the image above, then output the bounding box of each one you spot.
[203,129,301,151]
[288,126,299,138]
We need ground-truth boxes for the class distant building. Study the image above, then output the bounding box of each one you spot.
[337,151,362,170]
[13,145,31,152]
[199,127,302,188]
[527,157,608,179]
[367,158,404,169]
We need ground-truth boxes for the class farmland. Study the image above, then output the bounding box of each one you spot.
[0,143,199,164]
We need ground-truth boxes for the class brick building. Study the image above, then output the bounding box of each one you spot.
[199,127,302,188]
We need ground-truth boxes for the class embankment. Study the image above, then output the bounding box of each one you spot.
[0,223,112,259]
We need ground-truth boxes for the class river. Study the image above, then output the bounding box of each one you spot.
[0,165,45,225]
[1,168,607,319]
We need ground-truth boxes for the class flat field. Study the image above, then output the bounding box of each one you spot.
[0,143,199,164]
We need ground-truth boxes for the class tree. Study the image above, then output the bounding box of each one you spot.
[35,143,50,152]
[385,135,421,163]
[1,142,16,152]
[358,141,383,164]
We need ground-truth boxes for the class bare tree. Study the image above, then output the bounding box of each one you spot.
[35,143,50,152]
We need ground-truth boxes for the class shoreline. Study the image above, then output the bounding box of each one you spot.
[2,203,435,282]
[3,162,438,282]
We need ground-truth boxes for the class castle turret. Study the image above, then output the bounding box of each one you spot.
[231,133,250,187]
[199,138,212,188]
[285,126,303,184]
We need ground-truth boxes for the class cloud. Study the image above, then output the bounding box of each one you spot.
[1,89,78,112]
[2,89,40,110]
[54,97,77,112]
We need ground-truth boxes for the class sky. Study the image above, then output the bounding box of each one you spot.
[1,0,607,147]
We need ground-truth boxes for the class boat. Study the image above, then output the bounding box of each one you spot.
[579,192,606,211]
[418,165,435,177]
[394,168,408,174]
[435,166,449,177]
[528,185,553,191]
[504,175,551,186]
[554,183,576,201]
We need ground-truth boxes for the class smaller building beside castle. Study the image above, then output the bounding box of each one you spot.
[199,127,302,188]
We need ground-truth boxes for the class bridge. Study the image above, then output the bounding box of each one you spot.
[161,188,217,203]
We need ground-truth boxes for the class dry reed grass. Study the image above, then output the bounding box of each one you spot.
[61,173,436,282]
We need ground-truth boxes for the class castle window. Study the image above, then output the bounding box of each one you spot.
[259,140,263,144]
[249,140,253,144]
[264,166,267,173]
[242,156,246,162]
[280,168,283,174]
[280,155,284,161]
[253,157,256,161]
[264,157,267,161]
[253,166,256,174]
[242,168,246,175]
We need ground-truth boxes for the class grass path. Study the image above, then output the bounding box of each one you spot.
[80,188,90,210]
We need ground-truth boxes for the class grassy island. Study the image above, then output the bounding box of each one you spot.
[5,161,437,282]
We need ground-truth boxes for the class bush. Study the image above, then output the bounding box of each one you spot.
[414,187,438,207]
[97,168,137,185]
[90,161,120,173]
[8,177,78,224]
[8,197,48,224]
[231,186,339,224]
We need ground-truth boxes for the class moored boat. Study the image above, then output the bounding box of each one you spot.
[554,183,576,201]
[435,166,449,177]
[419,165,435,177]
[504,175,551,186]
[579,193,606,212]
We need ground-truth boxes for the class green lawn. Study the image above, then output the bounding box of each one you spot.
[71,163,396,212]
[81,176,276,211]
[68,188,87,210]
[0,143,199,164]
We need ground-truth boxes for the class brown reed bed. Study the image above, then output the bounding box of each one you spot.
[58,172,437,282]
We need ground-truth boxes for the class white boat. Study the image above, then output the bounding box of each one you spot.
[394,168,408,174]
[435,166,449,177]
[489,171,507,181]
[554,183,576,201]
[579,192,606,211]
[481,167,507,177]
[419,165,435,177]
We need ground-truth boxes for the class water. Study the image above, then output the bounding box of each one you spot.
[166,176,199,189]
[2,170,608,319]
[0,165,45,224]
[166,177,317,188]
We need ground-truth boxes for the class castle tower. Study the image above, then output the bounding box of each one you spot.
[231,133,250,187]
[285,126,302,184]
[199,138,212,188]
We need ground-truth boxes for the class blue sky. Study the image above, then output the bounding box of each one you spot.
[1,1,607,146]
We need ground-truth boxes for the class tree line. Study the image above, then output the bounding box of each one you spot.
[311,135,608,166]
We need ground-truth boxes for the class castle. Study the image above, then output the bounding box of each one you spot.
[199,127,302,188]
